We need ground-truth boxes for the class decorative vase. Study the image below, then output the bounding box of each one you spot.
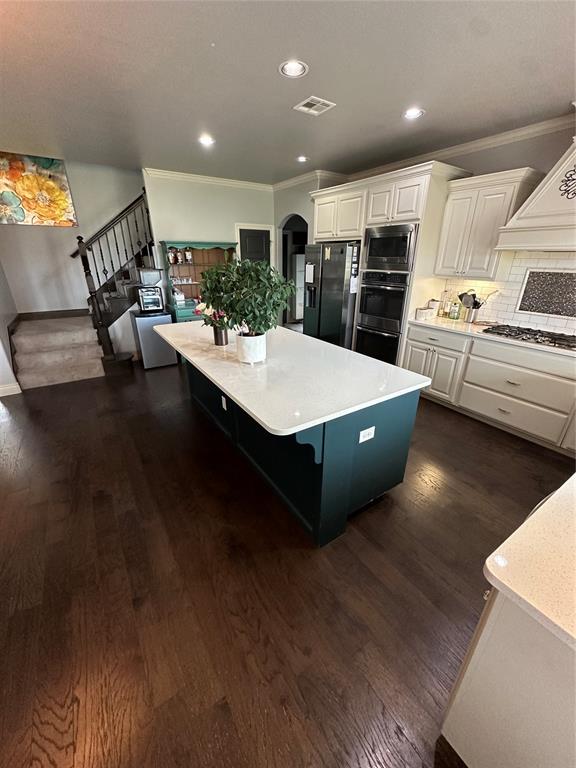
[213,327,228,346]
[236,332,266,364]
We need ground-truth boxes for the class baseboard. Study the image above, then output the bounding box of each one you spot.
[18,308,89,320]
[0,382,22,397]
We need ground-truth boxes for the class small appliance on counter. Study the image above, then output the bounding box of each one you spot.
[137,286,164,313]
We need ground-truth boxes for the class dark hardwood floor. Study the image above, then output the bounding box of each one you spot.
[0,365,572,768]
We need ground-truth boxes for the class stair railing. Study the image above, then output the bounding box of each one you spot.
[77,237,115,357]
[70,191,155,355]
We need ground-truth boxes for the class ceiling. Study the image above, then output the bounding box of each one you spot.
[0,1,574,183]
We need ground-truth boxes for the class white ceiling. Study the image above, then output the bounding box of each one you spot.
[1,1,574,183]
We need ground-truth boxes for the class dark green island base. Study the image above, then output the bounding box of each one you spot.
[187,362,421,546]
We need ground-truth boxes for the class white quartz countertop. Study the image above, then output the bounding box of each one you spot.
[154,323,430,435]
[409,317,576,357]
[484,474,576,648]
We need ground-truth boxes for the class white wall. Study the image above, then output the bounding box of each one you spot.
[0,162,143,313]
[0,259,20,396]
[143,169,274,248]
[443,128,574,177]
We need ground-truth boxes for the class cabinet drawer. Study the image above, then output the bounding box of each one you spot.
[459,383,568,443]
[465,356,575,413]
[408,325,469,353]
[471,339,576,380]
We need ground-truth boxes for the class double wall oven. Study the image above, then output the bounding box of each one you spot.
[354,223,417,365]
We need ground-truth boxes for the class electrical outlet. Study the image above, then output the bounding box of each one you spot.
[221,396,227,411]
[359,426,375,443]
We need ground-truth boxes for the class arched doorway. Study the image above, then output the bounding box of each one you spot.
[281,214,308,331]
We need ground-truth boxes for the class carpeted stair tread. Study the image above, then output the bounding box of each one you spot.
[12,316,96,353]
[15,342,102,371]
[17,360,105,390]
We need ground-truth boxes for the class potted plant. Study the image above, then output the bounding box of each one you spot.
[196,263,235,346]
[226,259,294,363]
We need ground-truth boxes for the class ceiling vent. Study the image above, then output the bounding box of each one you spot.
[293,96,336,117]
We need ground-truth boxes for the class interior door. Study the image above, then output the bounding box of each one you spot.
[435,190,478,276]
[462,185,514,279]
[239,229,270,262]
[427,348,463,401]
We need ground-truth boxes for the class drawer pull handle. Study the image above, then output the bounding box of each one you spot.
[506,380,520,386]
[497,407,511,414]
[428,337,439,341]
[483,589,491,602]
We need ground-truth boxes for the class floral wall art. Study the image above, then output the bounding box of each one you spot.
[0,152,77,226]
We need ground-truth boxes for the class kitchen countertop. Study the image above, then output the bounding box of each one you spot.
[155,322,431,435]
[408,317,576,357]
[484,474,576,648]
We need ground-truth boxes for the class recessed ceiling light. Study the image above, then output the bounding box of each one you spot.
[198,133,215,147]
[279,59,309,78]
[297,156,308,163]
[403,106,425,120]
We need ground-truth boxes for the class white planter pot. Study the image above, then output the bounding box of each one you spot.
[236,333,266,364]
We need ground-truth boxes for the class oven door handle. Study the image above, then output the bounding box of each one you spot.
[360,284,407,291]
[356,326,400,338]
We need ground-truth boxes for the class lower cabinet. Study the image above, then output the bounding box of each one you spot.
[403,339,465,402]
[404,323,576,452]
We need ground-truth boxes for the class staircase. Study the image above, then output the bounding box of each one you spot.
[12,316,104,390]
[71,193,159,357]
[11,193,160,391]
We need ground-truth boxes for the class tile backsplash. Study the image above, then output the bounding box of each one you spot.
[444,251,576,334]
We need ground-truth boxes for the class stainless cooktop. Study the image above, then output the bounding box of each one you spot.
[483,324,576,351]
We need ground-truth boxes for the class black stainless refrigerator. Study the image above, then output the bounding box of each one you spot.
[303,241,360,348]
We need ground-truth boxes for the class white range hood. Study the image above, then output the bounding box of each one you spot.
[496,141,576,252]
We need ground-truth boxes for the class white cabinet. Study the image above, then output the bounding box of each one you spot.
[561,415,576,452]
[403,337,465,403]
[336,191,365,237]
[435,190,478,276]
[365,183,393,224]
[462,185,515,278]
[314,198,337,239]
[434,169,541,280]
[391,176,427,221]
[313,191,365,239]
[366,176,427,224]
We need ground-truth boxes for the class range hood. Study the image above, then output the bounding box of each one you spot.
[497,141,576,252]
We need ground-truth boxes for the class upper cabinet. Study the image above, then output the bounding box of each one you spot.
[311,161,469,243]
[366,175,428,224]
[313,191,365,239]
[314,198,337,239]
[434,169,543,280]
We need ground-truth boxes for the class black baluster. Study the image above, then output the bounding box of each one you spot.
[77,236,114,357]
[105,231,116,289]
[133,209,144,269]
[119,218,129,265]
[98,238,109,286]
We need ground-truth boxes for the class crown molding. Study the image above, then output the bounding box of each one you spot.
[272,170,347,191]
[349,114,575,181]
[143,167,273,192]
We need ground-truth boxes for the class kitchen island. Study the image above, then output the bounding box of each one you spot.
[154,323,430,545]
